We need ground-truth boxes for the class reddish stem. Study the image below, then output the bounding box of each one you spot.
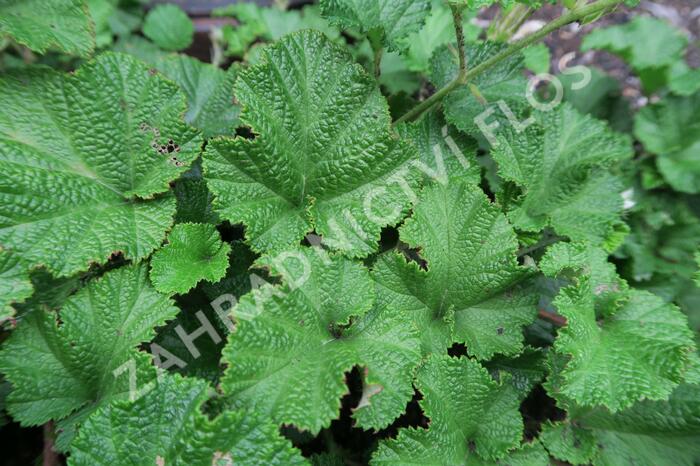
[538,309,567,327]
[43,422,59,466]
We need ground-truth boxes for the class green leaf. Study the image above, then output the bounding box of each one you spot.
[0,264,178,426]
[522,43,550,75]
[546,384,700,466]
[668,61,700,96]
[373,355,524,463]
[174,178,220,225]
[0,0,95,57]
[396,110,481,186]
[142,3,194,51]
[491,104,633,244]
[69,373,306,465]
[0,53,202,276]
[539,420,597,465]
[214,4,340,59]
[581,16,687,92]
[157,56,240,138]
[401,0,480,73]
[550,277,695,411]
[320,0,431,50]
[485,347,546,399]
[221,247,421,433]
[150,223,231,294]
[540,241,627,310]
[372,180,537,358]
[203,30,419,257]
[0,251,33,324]
[634,92,700,193]
[431,41,527,137]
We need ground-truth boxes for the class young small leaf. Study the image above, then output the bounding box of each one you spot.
[150,223,231,294]
[143,3,194,52]
[551,278,695,411]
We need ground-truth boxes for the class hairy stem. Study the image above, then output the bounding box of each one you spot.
[394,0,623,125]
[394,3,468,125]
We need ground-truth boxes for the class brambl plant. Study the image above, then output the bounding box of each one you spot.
[0,0,699,464]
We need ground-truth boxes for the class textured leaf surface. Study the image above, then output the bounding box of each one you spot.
[157,55,240,138]
[0,251,32,324]
[0,264,178,426]
[431,41,527,136]
[540,420,596,465]
[222,247,421,433]
[204,30,419,257]
[583,384,700,466]
[320,0,430,50]
[551,277,695,411]
[0,0,95,57]
[396,110,480,186]
[492,104,632,243]
[174,177,220,225]
[69,374,306,466]
[150,223,231,294]
[0,53,202,276]
[143,3,194,51]
[373,355,524,463]
[544,384,700,466]
[372,180,536,357]
[634,92,700,193]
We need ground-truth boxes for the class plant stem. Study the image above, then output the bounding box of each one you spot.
[516,234,566,257]
[394,0,623,125]
[489,3,532,42]
[368,29,383,79]
[395,3,469,125]
[43,422,59,466]
[373,46,383,79]
[538,309,567,326]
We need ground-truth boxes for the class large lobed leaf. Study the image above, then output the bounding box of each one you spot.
[0,264,178,428]
[221,247,421,433]
[373,355,537,464]
[548,277,695,411]
[0,52,202,276]
[372,179,537,358]
[69,373,306,465]
[204,30,420,257]
[634,91,700,194]
[492,104,633,244]
[0,0,95,57]
[319,0,430,50]
[542,384,700,466]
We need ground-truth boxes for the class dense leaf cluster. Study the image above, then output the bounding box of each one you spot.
[0,0,698,465]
